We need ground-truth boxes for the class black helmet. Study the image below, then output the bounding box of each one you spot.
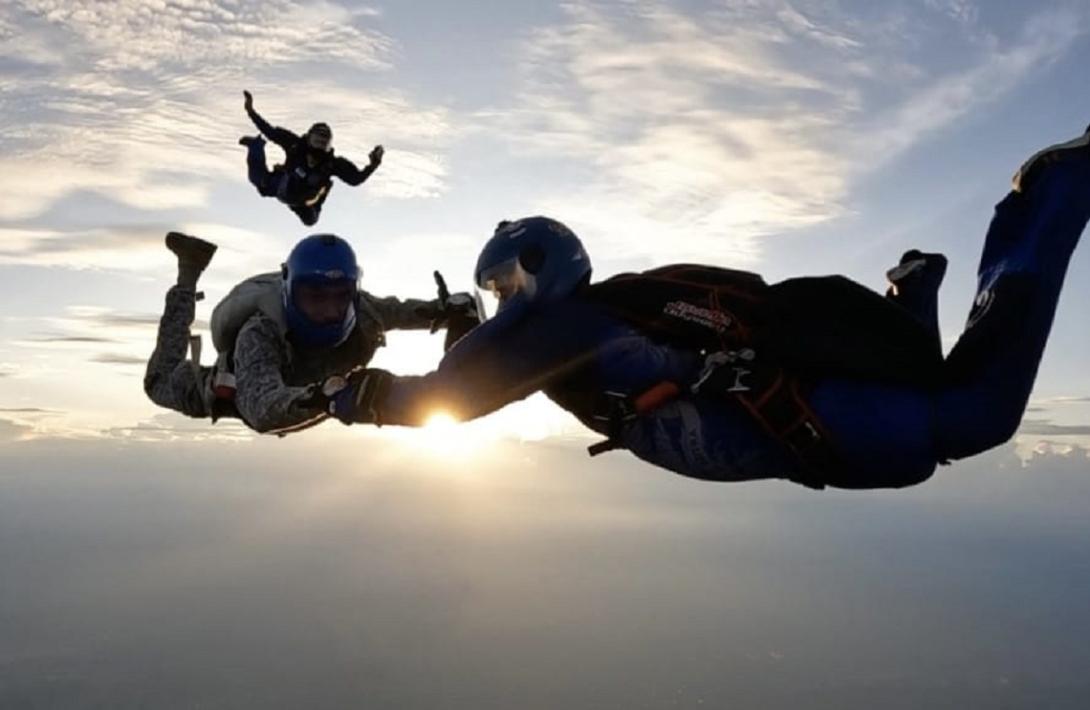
[306,123,332,152]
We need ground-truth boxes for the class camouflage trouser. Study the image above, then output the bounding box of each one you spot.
[144,286,209,418]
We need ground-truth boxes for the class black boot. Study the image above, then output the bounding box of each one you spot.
[886,249,947,355]
[166,231,218,289]
[886,249,947,299]
[238,135,263,148]
[1012,124,1090,194]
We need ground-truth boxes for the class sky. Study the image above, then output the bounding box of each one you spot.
[2,0,1090,707]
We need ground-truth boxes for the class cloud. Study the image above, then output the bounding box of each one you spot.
[0,0,453,220]
[0,407,64,415]
[90,353,147,366]
[63,306,208,333]
[1030,395,1090,405]
[1017,420,1090,437]
[99,412,252,443]
[0,404,67,442]
[23,335,120,344]
[7,1,392,75]
[0,221,278,290]
[924,0,979,26]
[856,7,1087,160]
[0,224,189,271]
[483,1,1088,263]
[0,417,35,443]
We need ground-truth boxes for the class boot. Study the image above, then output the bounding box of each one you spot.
[886,249,947,299]
[166,231,218,289]
[1012,123,1090,194]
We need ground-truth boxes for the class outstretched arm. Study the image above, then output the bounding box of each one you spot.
[333,303,604,427]
[331,145,384,186]
[243,90,299,150]
[360,290,442,331]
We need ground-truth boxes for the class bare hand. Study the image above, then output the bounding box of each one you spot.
[243,90,253,112]
[369,145,384,166]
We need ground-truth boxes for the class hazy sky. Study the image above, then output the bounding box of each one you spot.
[2,1,1090,707]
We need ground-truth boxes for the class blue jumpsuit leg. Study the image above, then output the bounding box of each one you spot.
[245,141,277,197]
[809,156,1088,488]
[935,159,1090,460]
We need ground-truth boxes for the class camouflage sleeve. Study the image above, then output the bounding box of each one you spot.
[361,291,442,331]
[233,314,325,434]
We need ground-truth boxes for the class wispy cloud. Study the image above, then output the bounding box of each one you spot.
[1030,395,1090,405]
[924,0,980,27]
[0,222,283,290]
[22,335,120,345]
[0,417,35,443]
[90,353,147,366]
[0,405,69,443]
[63,306,209,333]
[0,0,453,220]
[1018,420,1090,436]
[99,413,252,443]
[857,7,1086,160]
[483,0,1088,263]
[0,407,64,415]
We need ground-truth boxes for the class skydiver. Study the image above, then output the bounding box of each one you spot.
[325,125,1090,490]
[143,232,478,434]
[239,90,384,226]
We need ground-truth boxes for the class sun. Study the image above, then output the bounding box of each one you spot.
[377,395,585,462]
[417,410,483,458]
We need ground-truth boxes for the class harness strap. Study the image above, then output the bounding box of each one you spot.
[587,354,835,488]
[188,334,203,392]
[731,376,832,489]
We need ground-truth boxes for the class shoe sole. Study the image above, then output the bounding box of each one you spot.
[166,231,218,261]
[886,253,948,284]
[886,259,927,283]
[1012,129,1090,193]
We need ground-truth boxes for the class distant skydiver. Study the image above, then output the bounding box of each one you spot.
[239,90,384,226]
[143,232,479,434]
[324,126,1090,490]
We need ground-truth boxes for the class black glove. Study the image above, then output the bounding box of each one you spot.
[427,270,481,349]
[442,293,480,351]
[328,368,393,424]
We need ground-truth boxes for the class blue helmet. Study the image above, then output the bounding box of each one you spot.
[282,233,360,348]
[474,217,591,319]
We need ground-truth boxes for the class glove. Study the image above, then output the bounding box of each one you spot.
[243,90,254,112]
[369,145,384,167]
[442,292,480,351]
[329,368,393,424]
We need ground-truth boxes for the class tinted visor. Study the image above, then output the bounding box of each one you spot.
[475,256,537,320]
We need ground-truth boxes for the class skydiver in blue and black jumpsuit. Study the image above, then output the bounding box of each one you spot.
[239,90,384,226]
[328,127,1090,490]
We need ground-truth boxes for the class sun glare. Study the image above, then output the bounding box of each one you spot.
[418,410,480,458]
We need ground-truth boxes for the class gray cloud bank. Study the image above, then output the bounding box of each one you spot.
[2,436,1089,708]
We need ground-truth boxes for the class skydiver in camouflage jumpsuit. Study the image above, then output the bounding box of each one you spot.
[144,232,460,433]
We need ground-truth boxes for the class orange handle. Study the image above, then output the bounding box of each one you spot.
[633,381,680,414]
